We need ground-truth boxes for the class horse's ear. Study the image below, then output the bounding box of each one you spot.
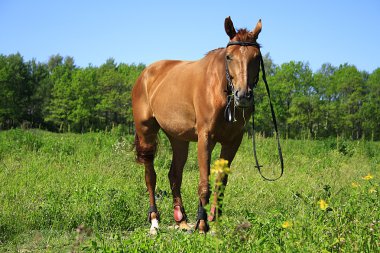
[224,16,236,39]
[251,19,262,40]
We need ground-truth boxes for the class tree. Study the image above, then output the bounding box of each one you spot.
[68,66,98,131]
[362,68,380,140]
[0,53,32,128]
[314,63,337,137]
[25,59,51,127]
[331,64,367,139]
[95,58,126,129]
[47,54,63,73]
[118,63,145,123]
[264,61,314,138]
[45,55,76,131]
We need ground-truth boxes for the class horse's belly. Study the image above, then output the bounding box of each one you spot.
[153,105,198,141]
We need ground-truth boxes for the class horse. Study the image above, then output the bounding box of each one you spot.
[132,16,263,234]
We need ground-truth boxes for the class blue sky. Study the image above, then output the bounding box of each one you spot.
[1,0,379,72]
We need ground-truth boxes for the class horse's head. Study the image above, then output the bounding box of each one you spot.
[224,16,262,108]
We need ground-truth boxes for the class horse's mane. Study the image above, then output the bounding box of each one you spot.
[206,29,260,56]
[205,47,224,56]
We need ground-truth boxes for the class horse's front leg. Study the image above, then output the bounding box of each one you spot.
[208,134,244,222]
[196,131,215,233]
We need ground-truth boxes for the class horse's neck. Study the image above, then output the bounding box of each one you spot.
[202,48,227,89]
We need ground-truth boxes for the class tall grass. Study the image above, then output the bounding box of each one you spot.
[0,129,379,252]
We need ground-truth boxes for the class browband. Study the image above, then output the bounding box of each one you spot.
[226,41,261,48]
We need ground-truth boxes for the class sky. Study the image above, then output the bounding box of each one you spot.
[1,0,379,73]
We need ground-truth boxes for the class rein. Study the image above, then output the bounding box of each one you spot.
[224,41,284,181]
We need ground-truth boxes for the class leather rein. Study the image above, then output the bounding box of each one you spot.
[224,41,284,181]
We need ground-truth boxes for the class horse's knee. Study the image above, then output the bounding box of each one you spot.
[134,134,157,164]
[198,181,210,202]
[145,164,156,178]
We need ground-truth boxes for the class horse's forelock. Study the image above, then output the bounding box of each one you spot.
[235,28,257,43]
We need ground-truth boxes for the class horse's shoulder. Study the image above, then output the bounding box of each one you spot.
[143,60,194,79]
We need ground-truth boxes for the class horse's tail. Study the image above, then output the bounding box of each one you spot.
[134,133,157,164]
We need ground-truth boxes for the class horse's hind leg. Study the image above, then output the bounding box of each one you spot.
[167,137,191,230]
[134,120,160,234]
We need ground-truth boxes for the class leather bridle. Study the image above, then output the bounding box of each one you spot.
[224,41,260,122]
[224,41,284,181]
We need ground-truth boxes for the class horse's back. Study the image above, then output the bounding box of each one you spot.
[134,60,190,97]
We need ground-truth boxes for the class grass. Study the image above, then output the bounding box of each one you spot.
[0,129,379,252]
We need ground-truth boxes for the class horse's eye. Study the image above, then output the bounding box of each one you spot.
[226,55,232,61]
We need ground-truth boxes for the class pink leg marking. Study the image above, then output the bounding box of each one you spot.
[208,206,216,221]
[174,205,183,222]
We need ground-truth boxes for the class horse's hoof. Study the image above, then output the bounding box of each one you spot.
[178,221,192,231]
[149,218,159,235]
[197,219,209,234]
[149,227,158,235]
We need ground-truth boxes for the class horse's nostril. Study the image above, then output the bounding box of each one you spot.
[234,89,252,100]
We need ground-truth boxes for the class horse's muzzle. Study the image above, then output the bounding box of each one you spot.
[234,90,253,108]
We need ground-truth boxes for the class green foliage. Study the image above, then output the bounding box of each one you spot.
[0,54,144,133]
[0,130,379,252]
[362,68,380,140]
[0,53,33,127]
[1,52,380,140]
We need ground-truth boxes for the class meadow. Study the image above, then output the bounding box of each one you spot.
[0,129,379,252]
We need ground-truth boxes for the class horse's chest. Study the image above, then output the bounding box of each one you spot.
[202,117,243,144]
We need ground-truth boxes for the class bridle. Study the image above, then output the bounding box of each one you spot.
[224,41,260,123]
[224,41,261,102]
[224,41,284,181]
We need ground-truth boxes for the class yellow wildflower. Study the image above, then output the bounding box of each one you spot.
[351,182,360,188]
[282,220,292,229]
[211,159,230,175]
[362,173,374,180]
[215,159,228,167]
[318,199,329,211]
[369,187,377,194]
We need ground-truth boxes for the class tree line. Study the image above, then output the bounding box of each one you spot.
[0,53,143,133]
[1,53,379,140]
[257,56,380,140]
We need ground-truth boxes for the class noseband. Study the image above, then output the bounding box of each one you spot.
[224,41,284,181]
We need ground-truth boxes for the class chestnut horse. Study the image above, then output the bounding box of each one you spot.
[132,16,263,234]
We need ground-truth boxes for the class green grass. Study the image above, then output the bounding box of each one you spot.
[0,129,379,252]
